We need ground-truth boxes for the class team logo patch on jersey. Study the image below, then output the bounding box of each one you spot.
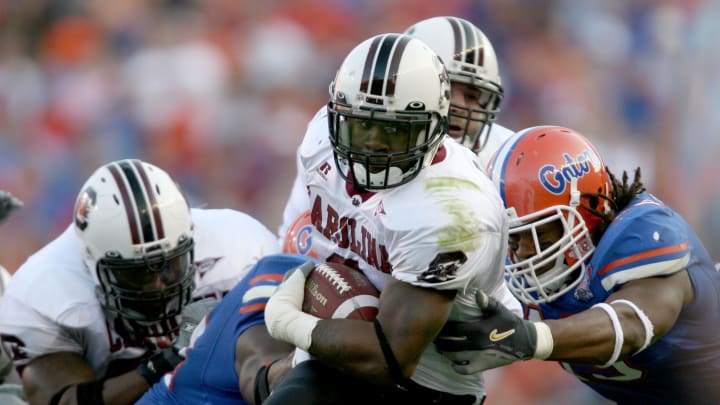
[573,263,594,302]
[374,200,386,216]
[418,251,467,283]
[74,187,97,231]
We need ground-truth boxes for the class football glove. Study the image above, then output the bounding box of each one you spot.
[435,292,553,374]
[265,261,320,351]
[137,346,184,385]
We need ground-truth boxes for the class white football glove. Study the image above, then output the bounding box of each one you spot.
[435,291,553,374]
[265,261,320,351]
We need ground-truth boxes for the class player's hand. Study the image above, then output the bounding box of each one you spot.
[435,292,553,374]
[265,261,320,351]
[0,190,22,225]
[137,346,185,385]
[173,297,219,351]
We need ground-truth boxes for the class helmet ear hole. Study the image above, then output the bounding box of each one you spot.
[587,194,600,210]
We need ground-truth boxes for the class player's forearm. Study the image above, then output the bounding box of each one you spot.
[102,371,151,403]
[544,305,644,365]
[309,318,400,386]
[545,274,691,366]
[52,371,149,405]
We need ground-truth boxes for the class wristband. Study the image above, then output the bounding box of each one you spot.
[254,360,274,404]
[611,299,654,354]
[532,322,553,359]
[592,302,624,367]
[77,378,106,405]
[49,384,73,405]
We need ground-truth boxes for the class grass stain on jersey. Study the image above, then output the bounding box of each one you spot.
[425,177,483,252]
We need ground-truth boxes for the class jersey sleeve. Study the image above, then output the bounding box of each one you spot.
[595,202,692,291]
[391,226,506,293]
[0,295,86,366]
[190,209,281,298]
[278,106,329,243]
[387,144,508,294]
[277,146,310,243]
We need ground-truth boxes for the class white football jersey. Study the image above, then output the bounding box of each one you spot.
[295,108,511,396]
[0,208,279,377]
[476,123,515,170]
[278,106,515,241]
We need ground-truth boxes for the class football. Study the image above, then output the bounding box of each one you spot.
[303,262,380,321]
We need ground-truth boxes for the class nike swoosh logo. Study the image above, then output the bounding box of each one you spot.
[489,328,515,342]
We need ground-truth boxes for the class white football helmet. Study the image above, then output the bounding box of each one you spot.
[74,159,195,339]
[404,16,503,153]
[328,33,451,190]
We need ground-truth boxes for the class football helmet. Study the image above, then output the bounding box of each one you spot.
[74,159,195,338]
[488,126,613,304]
[328,33,451,190]
[282,210,317,258]
[404,16,503,153]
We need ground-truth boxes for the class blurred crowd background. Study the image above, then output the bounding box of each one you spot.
[0,0,717,403]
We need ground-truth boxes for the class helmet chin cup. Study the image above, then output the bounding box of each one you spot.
[352,163,405,189]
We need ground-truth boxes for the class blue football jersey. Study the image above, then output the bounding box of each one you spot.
[137,253,314,404]
[526,192,720,404]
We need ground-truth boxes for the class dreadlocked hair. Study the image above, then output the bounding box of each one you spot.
[609,166,646,211]
[576,166,643,242]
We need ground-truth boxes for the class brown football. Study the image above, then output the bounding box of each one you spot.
[303,262,380,321]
